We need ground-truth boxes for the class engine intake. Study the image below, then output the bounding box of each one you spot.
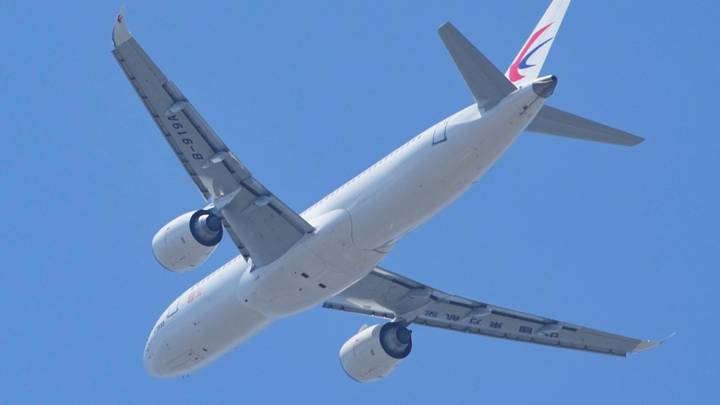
[339,322,412,383]
[152,210,223,272]
[189,210,223,246]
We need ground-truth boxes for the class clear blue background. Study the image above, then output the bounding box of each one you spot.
[2,1,716,403]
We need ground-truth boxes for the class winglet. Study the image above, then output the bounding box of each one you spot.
[112,7,131,47]
[631,332,676,353]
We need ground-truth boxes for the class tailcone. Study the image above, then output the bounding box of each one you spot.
[532,75,557,98]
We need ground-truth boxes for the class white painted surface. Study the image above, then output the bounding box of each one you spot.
[339,324,403,383]
[151,211,218,272]
[144,85,546,377]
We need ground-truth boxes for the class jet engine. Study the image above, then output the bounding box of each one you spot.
[151,210,223,272]
[339,322,412,383]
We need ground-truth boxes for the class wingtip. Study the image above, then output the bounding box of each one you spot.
[631,332,676,353]
[438,21,455,34]
[112,6,131,47]
[626,134,645,146]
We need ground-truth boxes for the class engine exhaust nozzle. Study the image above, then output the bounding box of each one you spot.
[532,75,557,98]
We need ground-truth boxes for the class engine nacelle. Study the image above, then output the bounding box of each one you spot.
[151,210,223,272]
[339,322,412,383]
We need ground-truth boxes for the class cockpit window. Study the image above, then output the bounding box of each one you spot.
[165,304,179,318]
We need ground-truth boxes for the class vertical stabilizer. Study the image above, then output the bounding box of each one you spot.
[506,0,570,87]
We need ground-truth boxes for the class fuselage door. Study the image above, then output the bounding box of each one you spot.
[432,120,448,145]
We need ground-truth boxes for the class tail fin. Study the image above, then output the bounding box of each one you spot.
[506,0,570,87]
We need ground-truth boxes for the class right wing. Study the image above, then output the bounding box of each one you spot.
[527,105,645,146]
[325,267,668,356]
[111,11,314,266]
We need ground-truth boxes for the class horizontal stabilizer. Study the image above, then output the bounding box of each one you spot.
[438,22,516,108]
[527,105,644,146]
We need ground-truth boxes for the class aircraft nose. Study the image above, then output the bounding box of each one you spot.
[532,75,557,98]
[143,335,162,377]
[144,355,160,378]
[144,340,176,378]
[143,328,191,378]
[143,328,173,378]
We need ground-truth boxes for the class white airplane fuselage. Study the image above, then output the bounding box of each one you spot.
[144,82,550,377]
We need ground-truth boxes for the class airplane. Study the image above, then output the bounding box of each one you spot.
[112,0,667,382]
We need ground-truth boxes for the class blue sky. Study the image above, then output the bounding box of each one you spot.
[2,1,717,403]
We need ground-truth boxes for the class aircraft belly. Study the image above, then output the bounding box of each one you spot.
[346,156,476,250]
[161,303,268,377]
[346,126,500,250]
[145,261,270,377]
[145,90,548,377]
[347,95,544,251]
[245,209,385,317]
[184,300,268,373]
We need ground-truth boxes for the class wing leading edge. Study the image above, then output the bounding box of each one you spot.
[325,267,668,356]
[112,11,314,266]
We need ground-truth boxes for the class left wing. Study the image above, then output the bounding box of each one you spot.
[325,267,666,356]
[111,11,314,266]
